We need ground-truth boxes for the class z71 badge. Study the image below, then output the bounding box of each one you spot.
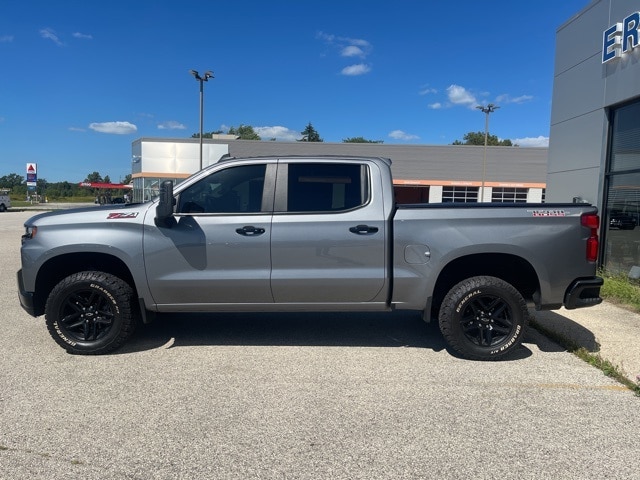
[107,212,139,219]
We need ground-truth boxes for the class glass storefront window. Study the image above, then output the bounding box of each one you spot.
[132,177,186,203]
[442,186,478,203]
[491,187,528,203]
[604,100,640,273]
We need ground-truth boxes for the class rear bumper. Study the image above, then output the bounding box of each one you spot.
[17,269,36,317]
[563,276,603,310]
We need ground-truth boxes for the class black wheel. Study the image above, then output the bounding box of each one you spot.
[0,204,6,212]
[45,271,136,355]
[438,276,529,361]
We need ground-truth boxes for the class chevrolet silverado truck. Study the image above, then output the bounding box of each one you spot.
[17,156,603,360]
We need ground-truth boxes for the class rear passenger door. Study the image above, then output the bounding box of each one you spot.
[270,160,387,304]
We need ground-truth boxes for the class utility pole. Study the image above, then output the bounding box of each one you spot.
[476,103,499,202]
[189,70,214,170]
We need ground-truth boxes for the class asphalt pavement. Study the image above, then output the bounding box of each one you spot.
[1,208,639,480]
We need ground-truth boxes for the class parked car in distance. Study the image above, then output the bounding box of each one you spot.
[609,212,637,230]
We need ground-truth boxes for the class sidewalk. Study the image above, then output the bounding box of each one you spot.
[531,301,640,384]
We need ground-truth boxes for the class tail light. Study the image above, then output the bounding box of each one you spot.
[581,213,600,262]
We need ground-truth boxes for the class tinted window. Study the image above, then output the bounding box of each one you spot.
[177,164,266,214]
[287,164,367,212]
[604,100,640,272]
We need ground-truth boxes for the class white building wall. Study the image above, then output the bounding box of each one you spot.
[428,185,443,203]
[527,188,544,203]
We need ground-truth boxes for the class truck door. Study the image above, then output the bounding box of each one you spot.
[143,162,275,309]
[270,161,388,304]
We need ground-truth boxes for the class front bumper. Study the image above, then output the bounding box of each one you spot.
[563,276,603,310]
[17,269,36,317]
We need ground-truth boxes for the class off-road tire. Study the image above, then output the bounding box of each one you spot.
[44,271,136,355]
[438,276,529,361]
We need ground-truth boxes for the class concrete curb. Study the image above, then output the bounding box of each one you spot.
[530,302,640,384]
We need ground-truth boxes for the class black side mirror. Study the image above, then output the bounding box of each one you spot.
[155,180,176,228]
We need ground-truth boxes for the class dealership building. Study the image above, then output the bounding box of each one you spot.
[547,0,640,271]
[131,137,547,205]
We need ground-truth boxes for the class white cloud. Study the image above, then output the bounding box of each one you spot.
[496,93,533,104]
[254,126,300,141]
[68,126,85,132]
[512,135,549,147]
[0,35,14,42]
[89,121,137,135]
[318,32,370,49]
[73,32,93,40]
[316,31,335,43]
[341,63,371,76]
[447,84,477,108]
[419,87,437,95]
[428,102,442,109]
[317,31,372,75]
[40,28,63,46]
[157,120,186,130]
[389,130,419,141]
[341,45,364,57]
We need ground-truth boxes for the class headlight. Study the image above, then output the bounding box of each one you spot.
[22,226,37,243]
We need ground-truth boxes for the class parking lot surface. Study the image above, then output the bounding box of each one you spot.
[1,210,638,479]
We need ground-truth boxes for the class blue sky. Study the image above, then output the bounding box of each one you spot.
[1,0,591,183]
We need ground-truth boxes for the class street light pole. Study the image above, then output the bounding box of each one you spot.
[189,69,214,170]
[476,103,499,202]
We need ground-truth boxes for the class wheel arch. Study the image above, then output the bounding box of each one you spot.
[431,253,540,317]
[33,252,136,317]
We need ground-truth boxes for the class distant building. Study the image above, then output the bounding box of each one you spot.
[131,137,547,204]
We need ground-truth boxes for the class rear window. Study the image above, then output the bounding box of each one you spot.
[286,163,368,213]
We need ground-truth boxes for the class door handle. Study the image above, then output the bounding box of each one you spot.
[349,224,379,235]
[236,226,266,236]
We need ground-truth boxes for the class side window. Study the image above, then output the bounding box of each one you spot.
[177,164,266,214]
[287,163,368,213]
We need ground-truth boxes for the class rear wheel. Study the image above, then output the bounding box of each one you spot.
[45,271,136,355]
[438,276,529,360]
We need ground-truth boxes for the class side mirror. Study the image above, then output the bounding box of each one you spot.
[155,180,176,228]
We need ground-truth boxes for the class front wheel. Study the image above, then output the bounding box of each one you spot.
[45,271,136,355]
[438,276,529,361]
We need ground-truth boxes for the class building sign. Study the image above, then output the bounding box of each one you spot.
[602,11,640,63]
[26,163,37,188]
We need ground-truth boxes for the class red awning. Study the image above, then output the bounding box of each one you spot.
[79,182,133,189]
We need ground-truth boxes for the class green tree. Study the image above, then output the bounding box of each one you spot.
[452,131,515,146]
[85,172,103,183]
[343,136,384,144]
[191,130,224,138]
[122,174,132,185]
[299,122,323,142]
[228,125,261,140]
[0,173,25,189]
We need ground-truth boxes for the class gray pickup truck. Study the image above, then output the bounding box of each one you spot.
[18,155,603,359]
